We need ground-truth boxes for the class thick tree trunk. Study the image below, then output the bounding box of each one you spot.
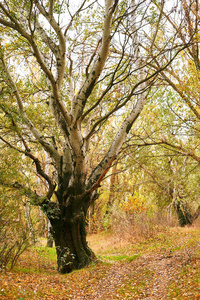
[50,203,95,273]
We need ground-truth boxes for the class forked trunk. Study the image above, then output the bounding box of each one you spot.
[50,200,95,273]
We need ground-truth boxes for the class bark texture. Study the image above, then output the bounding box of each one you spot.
[50,194,95,273]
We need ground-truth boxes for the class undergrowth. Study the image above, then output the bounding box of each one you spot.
[0,226,200,299]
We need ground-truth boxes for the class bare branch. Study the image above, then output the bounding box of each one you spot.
[0,178,56,207]
[34,0,66,89]
[162,138,200,164]
[70,0,119,124]
[150,0,165,54]
[64,0,87,36]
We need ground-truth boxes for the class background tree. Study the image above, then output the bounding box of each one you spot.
[116,80,200,227]
[136,0,200,225]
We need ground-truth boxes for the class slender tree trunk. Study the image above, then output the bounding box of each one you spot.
[24,202,36,244]
[46,221,53,248]
[88,203,95,234]
[105,163,117,216]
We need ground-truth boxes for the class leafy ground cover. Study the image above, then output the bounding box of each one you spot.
[0,227,200,299]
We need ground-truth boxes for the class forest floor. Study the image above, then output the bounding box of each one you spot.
[1,226,200,299]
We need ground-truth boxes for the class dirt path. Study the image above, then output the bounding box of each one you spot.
[143,253,177,299]
[1,228,200,299]
[140,252,183,299]
[74,245,199,299]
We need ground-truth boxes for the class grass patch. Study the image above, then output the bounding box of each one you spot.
[32,245,57,261]
[100,253,140,262]
[13,245,57,275]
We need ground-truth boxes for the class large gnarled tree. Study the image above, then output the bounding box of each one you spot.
[0,0,185,273]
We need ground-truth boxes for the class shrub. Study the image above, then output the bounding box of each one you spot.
[0,194,30,271]
[111,193,167,241]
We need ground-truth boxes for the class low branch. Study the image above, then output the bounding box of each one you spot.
[0,179,52,206]
[0,131,56,200]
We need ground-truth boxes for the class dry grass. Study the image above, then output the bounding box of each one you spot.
[88,231,133,256]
